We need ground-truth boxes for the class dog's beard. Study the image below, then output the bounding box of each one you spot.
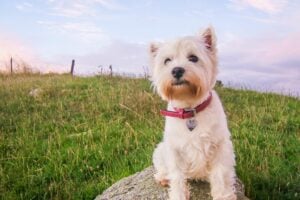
[160,73,206,101]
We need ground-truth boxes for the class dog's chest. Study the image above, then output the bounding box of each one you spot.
[165,116,218,178]
[165,111,215,141]
[181,133,216,177]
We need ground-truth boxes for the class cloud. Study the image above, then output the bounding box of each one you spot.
[241,15,277,23]
[93,0,126,10]
[16,2,33,11]
[51,2,92,17]
[229,0,288,14]
[0,32,35,72]
[47,0,125,18]
[52,40,148,75]
[220,31,300,67]
[218,31,300,95]
[37,20,108,42]
[0,32,67,74]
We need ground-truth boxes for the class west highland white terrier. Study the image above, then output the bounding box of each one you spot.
[149,27,237,200]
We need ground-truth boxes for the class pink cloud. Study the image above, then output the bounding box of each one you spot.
[0,32,35,72]
[220,31,300,66]
[218,31,300,95]
[229,0,288,14]
[0,32,67,74]
[262,32,300,64]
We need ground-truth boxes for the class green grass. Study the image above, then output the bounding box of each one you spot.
[0,74,299,200]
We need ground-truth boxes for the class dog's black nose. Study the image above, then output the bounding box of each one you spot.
[172,67,185,79]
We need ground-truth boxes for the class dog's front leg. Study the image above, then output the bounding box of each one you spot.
[167,148,189,200]
[168,170,189,200]
[209,142,237,200]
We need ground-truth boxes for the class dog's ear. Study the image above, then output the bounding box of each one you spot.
[201,26,217,53]
[149,42,161,58]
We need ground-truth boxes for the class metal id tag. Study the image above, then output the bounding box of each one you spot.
[184,108,197,131]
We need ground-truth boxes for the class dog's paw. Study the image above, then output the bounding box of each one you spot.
[158,179,169,187]
[168,194,189,200]
[168,187,190,200]
[213,193,237,200]
[154,173,169,187]
[185,188,190,200]
[168,193,189,200]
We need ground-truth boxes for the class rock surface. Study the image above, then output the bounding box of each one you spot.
[95,166,249,200]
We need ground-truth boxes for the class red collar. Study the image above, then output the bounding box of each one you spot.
[160,92,213,119]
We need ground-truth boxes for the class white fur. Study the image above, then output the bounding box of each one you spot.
[150,27,237,200]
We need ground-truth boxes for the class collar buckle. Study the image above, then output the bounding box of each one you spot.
[184,108,197,117]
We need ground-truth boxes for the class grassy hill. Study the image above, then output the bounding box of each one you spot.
[0,74,299,200]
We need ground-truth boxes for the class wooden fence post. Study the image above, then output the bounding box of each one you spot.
[10,57,13,74]
[70,59,75,76]
[97,65,103,75]
[109,65,112,77]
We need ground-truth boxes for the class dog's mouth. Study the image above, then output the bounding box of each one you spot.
[171,79,189,86]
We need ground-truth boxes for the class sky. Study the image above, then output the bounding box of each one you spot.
[0,0,299,96]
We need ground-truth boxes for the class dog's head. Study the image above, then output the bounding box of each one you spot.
[149,27,218,102]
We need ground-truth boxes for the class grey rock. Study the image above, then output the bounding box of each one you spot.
[95,166,249,200]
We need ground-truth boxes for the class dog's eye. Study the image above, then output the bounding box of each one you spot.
[164,58,171,65]
[188,55,198,63]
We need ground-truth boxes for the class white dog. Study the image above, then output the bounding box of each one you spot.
[149,27,237,200]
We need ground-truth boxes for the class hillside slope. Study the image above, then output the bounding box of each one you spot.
[0,74,299,200]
